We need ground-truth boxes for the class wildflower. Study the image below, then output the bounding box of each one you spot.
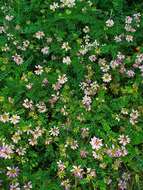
[125,16,132,24]
[70,140,78,150]
[6,166,19,178]
[0,26,5,33]
[122,172,131,181]
[118,135,130,146]
[16,147,26,156]
[126,70,135,77]
[87,168,96,178]
[23,99,33,109]
[41,47,49,55]
[10,114,20,124]
[23,40,30,48]
[118,180,127,190]
[12,54,23,65]
[63,56,71,65]
[62,42,71,51]
[0,112,10,123]
[106,19,114,27]
[83,26,90,33]
[49,126,59,136]
[50,2,59,11]
[61,179,71,190]
[36,101,47,113]
[42,78,49,86]
[81,128,89,138]
[9,182,20,190]
[102,73,112,83]
[90,137,103,150]
[126,35,133,42]
[11,131,21,143]
[5,15,14,21]
[60,0,76,8]
[121,108,128,115]
[82,95,92,111]
[92,151,101,160]
[45,138,52,145]
[32,126,44,139]
[89,55,97,62]
[114,35,122,42]
[57,160,66,171]
[80,150,88,158]
[58,74,68,84]
[28,138,37,146]
[0,143,14,159]
[34,65,44,75]
[23,181,32,190]
[35,31,45,39]
[130,109,139,125]
[26,83,33,90]
[71,165,84,178]
[100,64,110,72]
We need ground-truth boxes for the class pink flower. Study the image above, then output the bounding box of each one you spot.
[71,165,84,178]
[6,166,19,178]
[90,137,103,150]
[12,54,23,65]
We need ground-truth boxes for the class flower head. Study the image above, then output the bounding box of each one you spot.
[90,137,103,150]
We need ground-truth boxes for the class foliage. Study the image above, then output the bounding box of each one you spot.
[0,0,143,189]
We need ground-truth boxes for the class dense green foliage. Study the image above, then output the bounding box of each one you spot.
[0,0,143,189]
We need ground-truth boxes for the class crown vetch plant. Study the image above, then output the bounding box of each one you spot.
[0,0,143,189]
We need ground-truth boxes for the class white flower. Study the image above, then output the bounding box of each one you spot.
[41,47,49,55]
[118,135,130,146]
[83,26,90,33]
[92,151,100,159]
[114,35,122,42]
[0,113,10,123]
[12,132,21,143]
[100,64,110,72]
[36,102,47,113]
[26,83,33,90]
[102,73,112,83]
[90,137,103,150]
[126,35,133,42]
[60,0,76,8]
[62,42,71,51]
[10,115,20,124]
[50,2,59,11]
[5,15,14,21]
[23,99,33,109]
[106,19,114,27]
[58,74,68,84]
[70,140,78,150]
[35,31,45,39]
[23,40,30,48]
[34,65,44,75]
[23,181,32,190]
[49,126,59,136]
[46,37,53,43]
[63,56,71,65]
[0,26,5,33]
